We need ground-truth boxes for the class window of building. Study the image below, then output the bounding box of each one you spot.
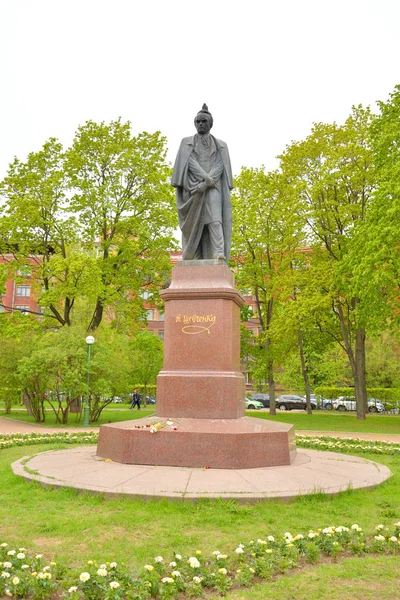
[0,305,5,313]
[140,290,153,300]
[17,267,31,277]
[146,309,154,320]
[16,285,30,297]
[158,312,165,321]
[157,330,164,340]
[15,305,29,315]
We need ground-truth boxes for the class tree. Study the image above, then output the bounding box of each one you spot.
[0,119,178,332]
[231,169,301,414]
[130,331,163,404]
[279,106,376,419]
[65,119,177,331]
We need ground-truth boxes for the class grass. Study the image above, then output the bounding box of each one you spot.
[2,405,400,433]
[248,411,400,434]
[0,406,156,427]
[1,441,399,598]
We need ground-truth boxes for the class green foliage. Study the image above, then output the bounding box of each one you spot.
[130,331,163,399]
[314,386,400,401]
[0,119,178,332]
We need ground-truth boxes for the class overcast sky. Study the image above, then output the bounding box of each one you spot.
[1,0,399,179]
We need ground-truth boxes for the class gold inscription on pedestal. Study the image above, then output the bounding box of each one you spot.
[175,314,217,335]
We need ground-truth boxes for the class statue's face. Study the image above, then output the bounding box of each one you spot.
[195,115,212,135]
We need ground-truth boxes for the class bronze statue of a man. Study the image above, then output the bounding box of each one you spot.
[171,104,233,261]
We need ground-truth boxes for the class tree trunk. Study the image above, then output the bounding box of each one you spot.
[354,327,368,420]
[268,367,276,415]
[335,303,366,420]
[297,327,312,414]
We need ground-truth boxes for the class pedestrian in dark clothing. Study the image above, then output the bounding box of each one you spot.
[130,389,141,410]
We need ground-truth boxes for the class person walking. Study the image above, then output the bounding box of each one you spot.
[130,389,141,410]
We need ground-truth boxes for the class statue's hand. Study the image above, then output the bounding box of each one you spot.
[190,181,208,195]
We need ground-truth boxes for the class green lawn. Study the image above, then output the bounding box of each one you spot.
[0,406,156,427]
[248,411,400,434]
[3,406,400,434]
[1,441,399,598]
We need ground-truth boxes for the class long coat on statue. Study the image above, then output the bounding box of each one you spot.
[171,134,233,261]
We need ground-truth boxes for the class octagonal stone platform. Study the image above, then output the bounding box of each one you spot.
[97,416,296,469]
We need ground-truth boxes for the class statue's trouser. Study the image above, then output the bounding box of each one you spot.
[192,221,225,259]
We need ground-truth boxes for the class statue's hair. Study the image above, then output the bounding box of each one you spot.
[194,103,213,128]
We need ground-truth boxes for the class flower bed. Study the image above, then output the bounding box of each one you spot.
[296,435,400,455]
[1,523,400,598]
[1,432,399,457]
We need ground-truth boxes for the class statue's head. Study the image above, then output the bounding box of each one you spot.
[194,103,213,134]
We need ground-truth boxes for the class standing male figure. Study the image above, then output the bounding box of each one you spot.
[130,389,141,410]
[171,104,233,261]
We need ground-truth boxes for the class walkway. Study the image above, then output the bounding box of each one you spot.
[1,417,399,443]
[3,416,394,502]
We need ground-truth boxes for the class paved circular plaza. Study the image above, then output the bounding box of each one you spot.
[12,445,391,502]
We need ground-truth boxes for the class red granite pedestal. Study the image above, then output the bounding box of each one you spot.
[97,261,296,469]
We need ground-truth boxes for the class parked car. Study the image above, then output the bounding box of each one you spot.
[245,397,264,410]
[332,396,385,413]
[276,394,317,411]
[144,395,156,405]
[301,394,333,410]
[248,393,270,408]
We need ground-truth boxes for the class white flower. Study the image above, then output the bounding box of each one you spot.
[18,549,25,552]
[7,551,15,556]
[12,577,20,585]
[1,543,7,548]
[37,573,46,579]
[257,539,267,545]
[175,554,182,560]
[193,576,201,584]
[3,562,12,569]
[79,572,90,582]
[166,420,174,426]
[161,577,174,584]
[188,557,200,568]
[218,568,227,575]
[109,562,117,569]
[1,572,10,579]
[154,556,163,563]
[99,564,107,569]
[308,532,316,538]
[97,568,107,577]
[150,426,157,433]
[144,565,154,572]
[110,581,120,589]
[294,534,304,540]
[266,549,273,554]
[16,553,25,560]
[375,524,384,531]
[21,565,29,570]
[169,561,177,567]
[43,566,51,572]
[235,547,244,554]
[68,586,78,593]
[35,554,43,559]
[5,590,12,597]
[267,536,275,542]
[212,550,220,556]
[374,535,385,541]
[172,570,181,577]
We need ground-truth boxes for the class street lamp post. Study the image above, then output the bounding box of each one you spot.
[83,335,95,427]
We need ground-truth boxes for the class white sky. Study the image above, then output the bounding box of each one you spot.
[1,0,400,179]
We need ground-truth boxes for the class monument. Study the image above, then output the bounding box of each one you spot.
[97,105,296,469]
